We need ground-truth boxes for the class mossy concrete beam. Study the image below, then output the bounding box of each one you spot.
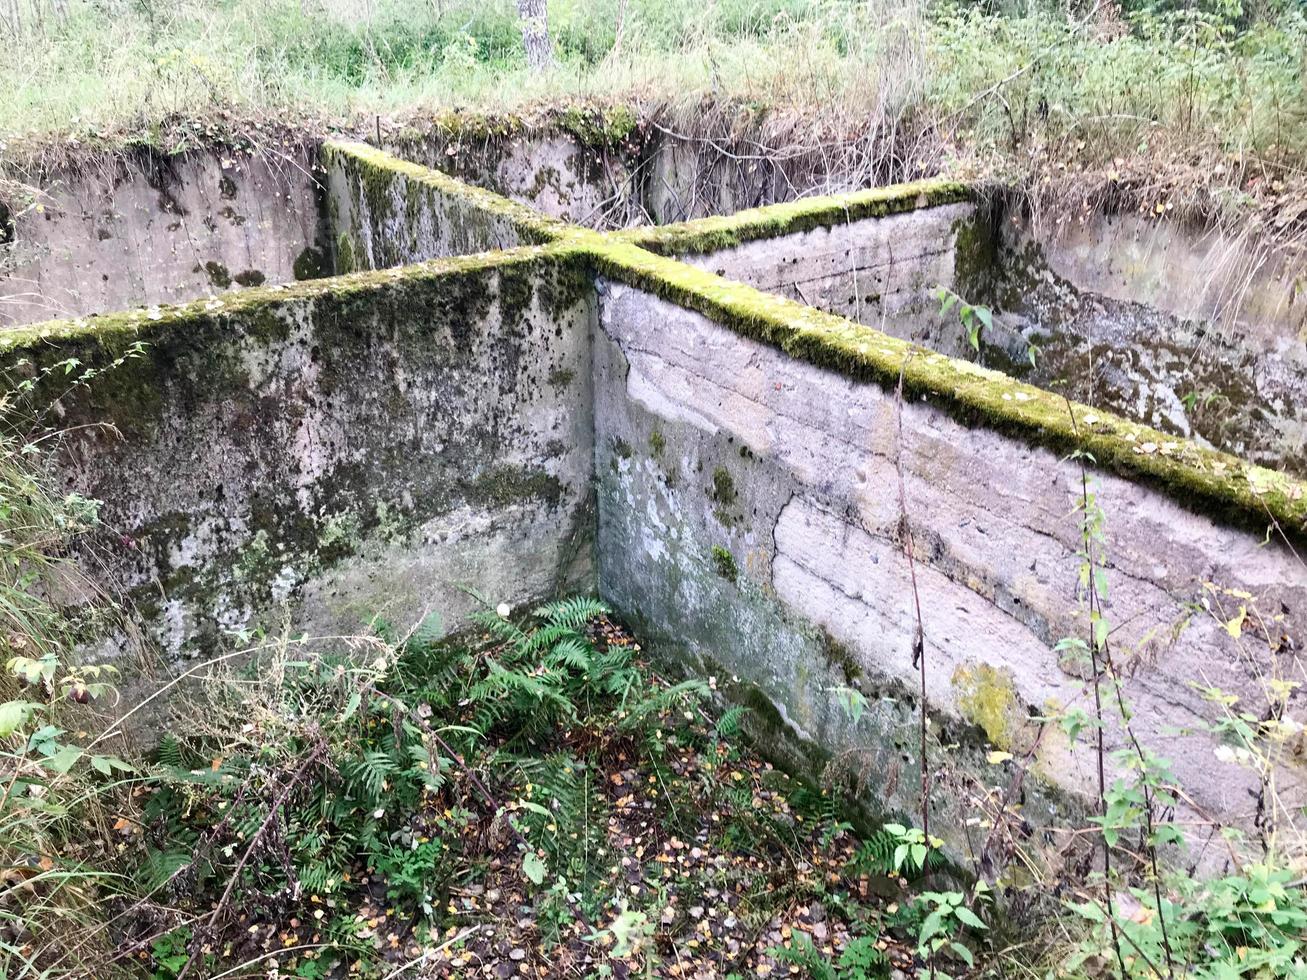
[0,244,566,351]
[579,236,1307,541]
[321,140,571,263]
[615,179,973,256]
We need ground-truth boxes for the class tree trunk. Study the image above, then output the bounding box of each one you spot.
[515,0,553,72]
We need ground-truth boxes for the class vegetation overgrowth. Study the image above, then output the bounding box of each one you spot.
[2,2,1306,977]
[1,0,1305,229]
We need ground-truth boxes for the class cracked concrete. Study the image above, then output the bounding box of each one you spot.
[595,279,1306,859]
[7,138,1305,872]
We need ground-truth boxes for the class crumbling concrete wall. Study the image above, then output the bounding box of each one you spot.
[389,123,639,227]
[975,208,1307,477]
[629,187,1307,477]
[590,262,1307,855]
[7,137,1306,870]
[0,147,330,328]
[323,141,564,272]
[0,249,596,658]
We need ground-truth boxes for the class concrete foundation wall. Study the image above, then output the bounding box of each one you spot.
[592,278,1307,853]
[648,193,1307,477]
[6,134,1305,870]
[322,141,562,272]
[0,251,596,658]
[978,209,1307,477]
[0,148,329,328]
[390,128,637,227]
[677,203,977,358]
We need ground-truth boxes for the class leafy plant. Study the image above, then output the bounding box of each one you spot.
[935,285,1038,367]
[140,595,710,971]
[0,348,149,978]
[771,928,889,980]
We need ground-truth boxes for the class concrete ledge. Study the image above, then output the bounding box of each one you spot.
[0,245,564,349]
[616,179,972,256]
[583,237,1307,540]
[322,140,569,270]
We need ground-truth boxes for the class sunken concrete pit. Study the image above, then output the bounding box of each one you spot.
[2,133,1305,871]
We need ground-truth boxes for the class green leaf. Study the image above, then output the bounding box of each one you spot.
[523,851,546,886]
[919,908,947,944]
[951,941,975,967]
[1065,900,1105,923]
[341,689,362,721]
[954,906,987,930]
[910,843,928,868]
[0,700,36,738]
[45,744,82,774]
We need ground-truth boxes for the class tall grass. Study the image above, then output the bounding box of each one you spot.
[0,0,1302,176]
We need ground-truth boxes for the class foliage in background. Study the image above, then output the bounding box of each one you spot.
[0,0,1303,198]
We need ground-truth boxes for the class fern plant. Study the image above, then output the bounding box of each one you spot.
[139,593,711,967]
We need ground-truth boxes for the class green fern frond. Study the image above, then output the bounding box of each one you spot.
[618,679,709,730]
[715,705,749,738]
[344,750,399,800]
[534,595,609,631]
[547,637,594,673]
[408,611,445,652]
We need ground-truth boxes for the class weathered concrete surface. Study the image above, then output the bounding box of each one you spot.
[1006,209,1307,344]
[674,198,1307,477]
[971,211,1307,477]
[0,148,329,328]
[390,129,639,228]
[682,203,976,357]
[323,142,559,272]
[2,251,595,658]
[389,118,881,229]
[593,279,1307,858]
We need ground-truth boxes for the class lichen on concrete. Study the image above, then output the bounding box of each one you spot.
[1,246,597,658]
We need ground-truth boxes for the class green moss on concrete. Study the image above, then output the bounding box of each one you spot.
[293,246,328,281]
[819,627,863,685]
[335,232,358,274]
[710,544,738,583]
[322,140,567,249]
[711,466,737,507]
[204,260,232,288]
[547,366,576,388]
[497,263,536,318]
[617,180,973,257]
[952,663,1019,750]
[462,465,564,509]
[557,104,639,148]
[582,236,1307,540]
[951,209,1001,301]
